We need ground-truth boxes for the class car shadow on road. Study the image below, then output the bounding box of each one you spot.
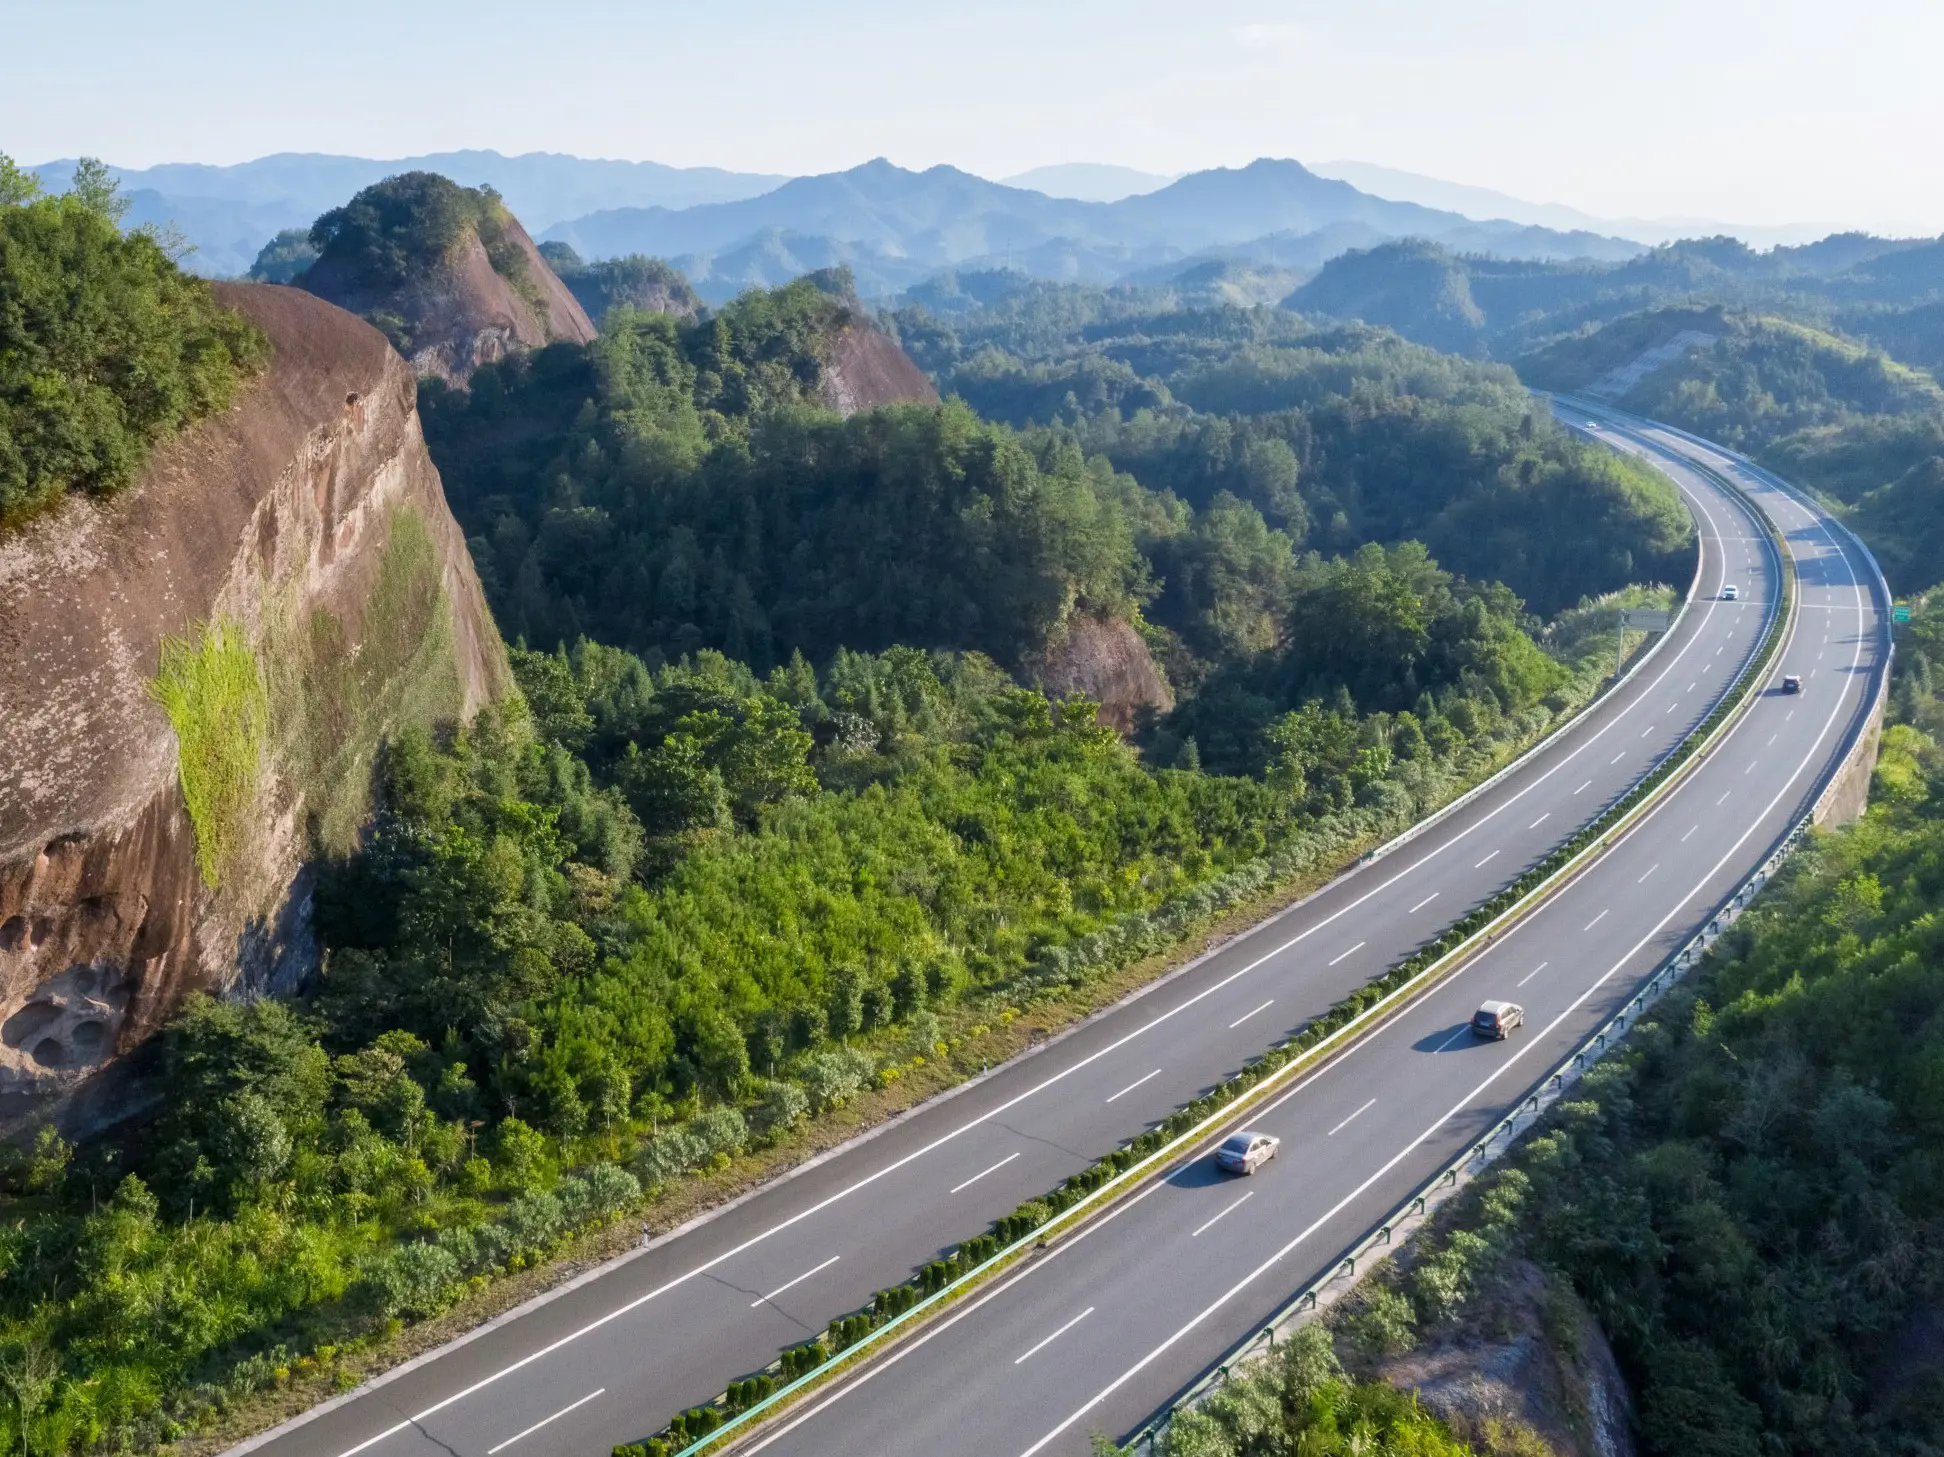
[1166,1157,1241,1190]
[1412,1023,1490,1054]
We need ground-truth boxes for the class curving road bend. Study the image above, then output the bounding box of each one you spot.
[233,410,1855,1457]
[729,405,1890,1457]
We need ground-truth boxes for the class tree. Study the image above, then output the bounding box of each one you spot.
[66,157,128,224]
[0,1341,57,1457]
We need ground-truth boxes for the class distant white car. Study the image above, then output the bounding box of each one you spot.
[1722,584,1740,601]
[1216,1131,1280,1175]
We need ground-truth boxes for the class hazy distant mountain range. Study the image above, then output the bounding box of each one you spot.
[541,157,1645,303]
[25,148,1805,298]
[27,151,788,275]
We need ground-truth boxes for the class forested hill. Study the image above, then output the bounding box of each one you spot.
[1286,232,1944,363]
[292,171,595,385]
[888,282,1693,618]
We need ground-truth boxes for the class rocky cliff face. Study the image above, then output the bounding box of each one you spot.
[1034,615,1174,732]
[0,283,509,1136]
[817,319,942,416]
[301,211,595,387]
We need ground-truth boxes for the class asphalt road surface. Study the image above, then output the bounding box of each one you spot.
[233,406,1880,1457]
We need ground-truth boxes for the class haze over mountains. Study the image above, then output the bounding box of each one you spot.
[540,156,1644,302]
[27,147,1845,301]
[26,150,789,274]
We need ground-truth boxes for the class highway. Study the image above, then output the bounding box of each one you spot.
[722,406,1890,1456]
[232,408,1857,1457]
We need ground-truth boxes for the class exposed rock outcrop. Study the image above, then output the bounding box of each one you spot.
[1373,1261,1635,1457]
[1034,615,1173,732]
[0,283,509,1136]
[818,319,942,416]
[301,207,595,387]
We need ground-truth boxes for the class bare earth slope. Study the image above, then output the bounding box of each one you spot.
[0,283,508,1136]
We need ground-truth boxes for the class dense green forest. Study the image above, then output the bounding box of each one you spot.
[0,154,267,528]
[1286,232,1944,365]
[886,287,1692,618]
[1320,598,1944,1457]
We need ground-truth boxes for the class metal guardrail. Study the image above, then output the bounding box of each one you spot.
[1126,413,1893,1455]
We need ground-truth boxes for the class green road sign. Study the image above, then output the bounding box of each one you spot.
[1894,604,1912,623]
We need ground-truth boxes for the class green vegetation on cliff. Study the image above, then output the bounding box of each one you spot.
[148,619,268,889]
[0,155,268,529]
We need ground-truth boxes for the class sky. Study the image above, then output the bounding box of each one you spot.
[7,0,1943,234]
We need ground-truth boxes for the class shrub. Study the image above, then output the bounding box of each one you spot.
[361,1242,461,1318]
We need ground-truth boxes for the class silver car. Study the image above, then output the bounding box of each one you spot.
[1216,1130,1280,1175]
[1471,1000,1525,1040]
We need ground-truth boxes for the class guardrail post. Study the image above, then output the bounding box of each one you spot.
[1377,1225,1391,1245]
[1341,1257,1356,1277]
[1411,1196,1426,1215]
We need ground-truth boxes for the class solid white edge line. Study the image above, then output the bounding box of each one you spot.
[484,1390,605,1456]
[949,1152,1021,1196]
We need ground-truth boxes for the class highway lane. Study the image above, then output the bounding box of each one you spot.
[739,406,1888,1457]
[240,421,1778,1457]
